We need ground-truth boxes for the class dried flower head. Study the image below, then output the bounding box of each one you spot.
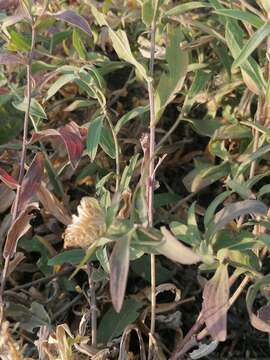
[64,197,106,249]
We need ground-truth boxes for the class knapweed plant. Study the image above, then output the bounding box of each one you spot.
[1,0,270,359]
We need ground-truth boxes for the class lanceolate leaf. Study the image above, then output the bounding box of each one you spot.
[110,235,131,313]
[202,264,229,341]
[51,10,92,37]
[165,1,210,16]
[225,22,266,94]
[29,122,84,168]
[214,9,264,29]
[208,200,268,238]
[154,27,188,121]
[3,203,39,258]
[87,116,103,162]
[159,227,201,264]
[233,21,270,69]
[17,152,44,213]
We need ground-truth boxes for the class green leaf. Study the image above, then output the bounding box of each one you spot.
[0,103,23,145]
[115,105,149,134]
[91,6,147,80]
[165,1,210,16]
[46,73,77,101]
[235,144,270,177]
[204,191,231,228]
[100,125,116,159]
[72,28,87,59]
[214,9,264,29]
[87,116,104,162]
[246,274,270,333]
[6,301,51,333]
[142,0,154,26]
[226,179,254,199]
[183,161,230,193]
[154,192,181,208]
[48,249,85,266]
[233,21,270,69]
[120,154,139,191]
[9,30,31,51]
[183,117,220,137]
[154,26,188,121]
[258,184,270,199]
[207,200,268,239]
[97,298,142,344]
[187,202,201,244]
[13,98,47,119]
[226,22,266,94]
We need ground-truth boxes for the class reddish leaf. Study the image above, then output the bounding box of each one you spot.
[3,203,39,258]
[0,167,18,189]
[202,264,229,341]
[52,10,92,37]
[29,122,84,169]
[110,235,130,313]
[0,53,26,65]
[17,153,44,213]
[37,184,72,225]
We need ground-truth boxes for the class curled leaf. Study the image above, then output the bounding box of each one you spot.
[3,203,39,258]
[29,122,84,169]
[246,274,270,333]
[159,227,201,264]
[17,152,44,213]
[37,184,72,226]
[202,264,229,341]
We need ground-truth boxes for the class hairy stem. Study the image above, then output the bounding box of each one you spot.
[87,262,97,347]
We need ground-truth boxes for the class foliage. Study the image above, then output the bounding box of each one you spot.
[1,0,270,359]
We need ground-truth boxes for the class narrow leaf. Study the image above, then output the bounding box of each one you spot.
[233,21,270,69]
[3,203,39,258]
[110,235,130,312]
[159,227,201,264]
[17,152,44,213]
[52,10,92,36]
[87,116,103,162]
[202,264,229,341]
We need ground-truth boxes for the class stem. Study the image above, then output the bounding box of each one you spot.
[87,262,97,347]
[105,111,120,192]
[0,22,36,325]
[147,7,157,343]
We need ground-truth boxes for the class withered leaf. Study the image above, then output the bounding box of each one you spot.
[17,152,44,213]
[29,122,84,169]
[110,235,130,313]
[0,167,18,189]
[51,10,92,37]
[202,264,229,341]
[37,184,72,226]
[3,203,39,258]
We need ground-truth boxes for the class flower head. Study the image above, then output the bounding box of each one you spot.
[64,197,106,249]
